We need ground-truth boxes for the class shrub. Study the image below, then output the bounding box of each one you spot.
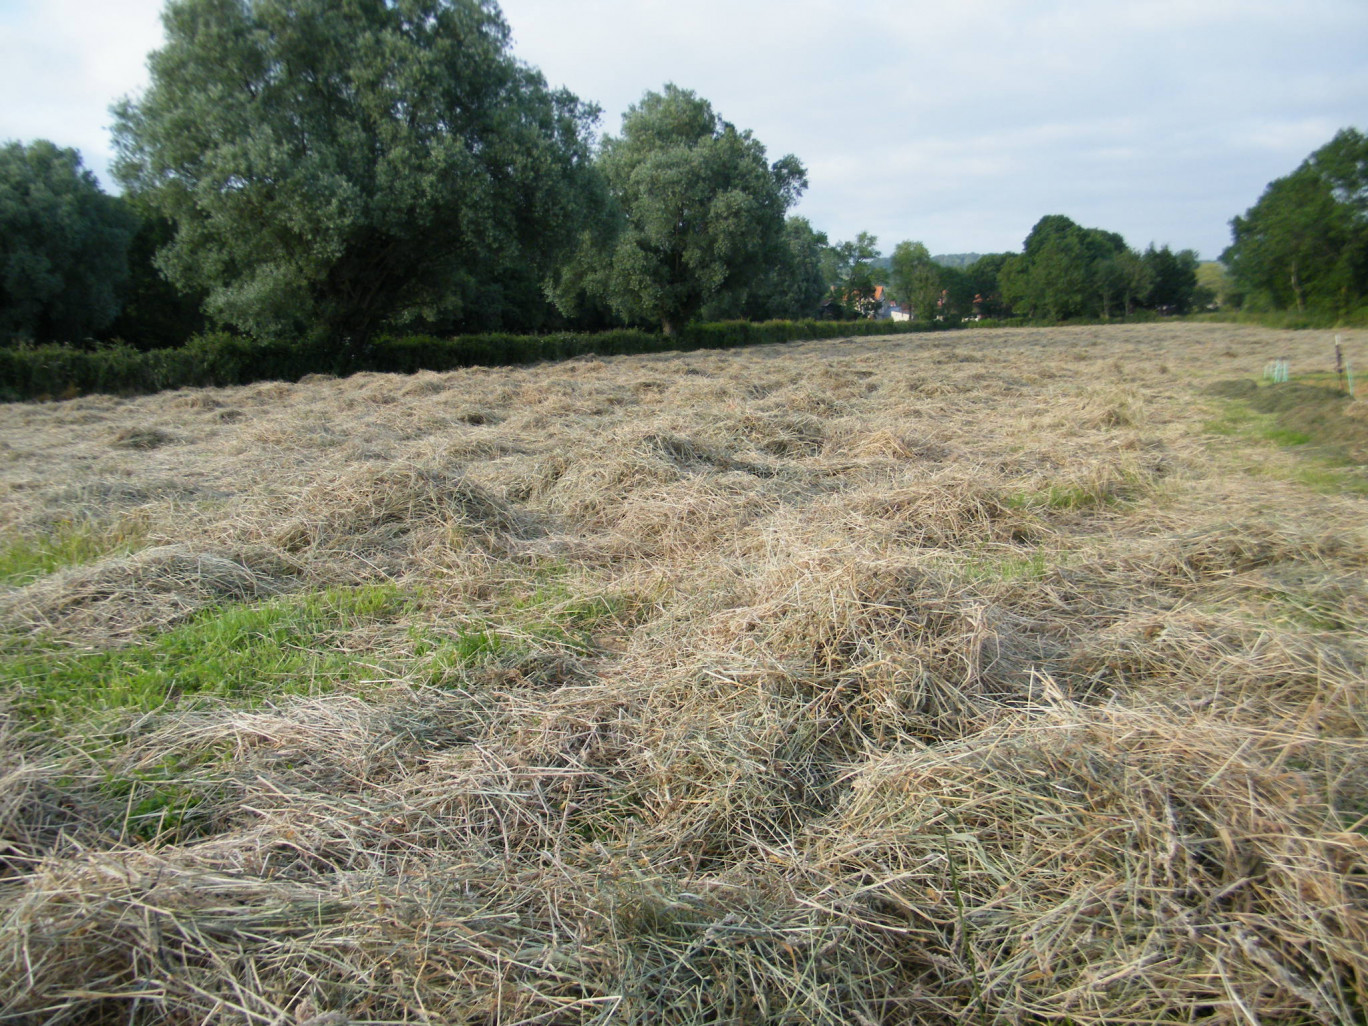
[0,319,939,403]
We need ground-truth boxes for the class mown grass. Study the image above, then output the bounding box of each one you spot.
[1004,478,1136,513]
[3,566,645,734]
[3,325,1367,1025]
[962,546,1051,583]
[1204,399,1316,447]
[3,569,644,842]
[1204,379,1368,495]
[2,584,416,732]
[99,755,233,845]
[411,573,643,686]
[0,518,147,586]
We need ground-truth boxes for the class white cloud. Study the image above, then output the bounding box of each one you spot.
[0,0,163,181]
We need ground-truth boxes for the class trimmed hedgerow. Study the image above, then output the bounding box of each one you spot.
[0,318,941,402]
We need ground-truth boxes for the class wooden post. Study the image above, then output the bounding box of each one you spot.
[1336,335,1345,392]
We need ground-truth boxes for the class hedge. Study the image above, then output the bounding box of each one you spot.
[0,318,941,403]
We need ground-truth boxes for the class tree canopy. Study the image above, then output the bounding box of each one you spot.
[551,84,806,335]
[701,216,830,322]
[112,0,601,343]
[991,215,1196,320]
[0,140,138,346]
[889,240,940,321]
[820,232,884,319]
[1223,129,1368,315]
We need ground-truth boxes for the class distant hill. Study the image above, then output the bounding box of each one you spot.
[932,253,984,269]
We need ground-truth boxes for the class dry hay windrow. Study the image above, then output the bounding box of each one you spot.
[1,323,1367,1024]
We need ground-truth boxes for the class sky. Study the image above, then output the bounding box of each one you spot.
[2,0,1365,262]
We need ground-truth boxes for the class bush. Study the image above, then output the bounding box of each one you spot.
[0,319,939,403]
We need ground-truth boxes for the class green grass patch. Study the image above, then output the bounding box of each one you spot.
[0,519,147,586]
[101,756,230,844]
[1207,379,1367,454]
[1204,381,1368,494]
[1288,464,1368,496]
[1005,481,1128,513]
[407,563,651,687]
[963,548,1050,583]
[2,583,416,732]
[1262,427,1313,447]
[2,554,655,735]
[506,560,650,644]
[1257,588,1352,632]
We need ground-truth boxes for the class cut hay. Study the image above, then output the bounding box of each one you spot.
[0,543,297,640]
[1,323,1367,1023]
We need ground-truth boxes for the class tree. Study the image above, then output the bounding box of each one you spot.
[1195,261,1230,310]
[889,240,940,320]
[963,253,1012,319]
[1000,215,1130,320]
[1223,130,1368,315]
[822,232,882,318]
[702,216,829,321]
[112,0,601,344]
[0,140,138,345]
[1096,248,1151,318]
[933,264,976,322]
[1226,169,1348,312]
[552,84,806,335]
[102,205,207,349]
[1142,244,1199,314]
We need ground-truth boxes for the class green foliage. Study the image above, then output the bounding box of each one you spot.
[0,140,138,345]
[1195,261,1229,310]
[100,209,206,349]
[1142,244,1200,314]
[822,232,884,318]
[1096,248,1153,318]
[1000,215,1127,320]
[112,0,601,343]
[931,253,984,270]
[960,253,1013,319]
[992,215,1198,321]
[552,84,806,334]
[0,318,938,402]
[701,216,830,321]
[890,240,941,321]
[1223,128,1368,317]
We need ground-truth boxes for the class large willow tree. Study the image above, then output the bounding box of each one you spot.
[551,84,806,335]
[113,0,601,342]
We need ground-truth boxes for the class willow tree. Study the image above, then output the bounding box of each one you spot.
[113,0,601,343]
[552,84,806,335]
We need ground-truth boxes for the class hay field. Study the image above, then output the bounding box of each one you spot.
[1,322,1367,1024]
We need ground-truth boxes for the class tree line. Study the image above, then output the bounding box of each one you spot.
[1,0,1362,353]
[1222,129,1368,319]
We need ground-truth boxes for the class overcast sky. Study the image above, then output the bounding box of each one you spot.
[2,0,1365,261]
